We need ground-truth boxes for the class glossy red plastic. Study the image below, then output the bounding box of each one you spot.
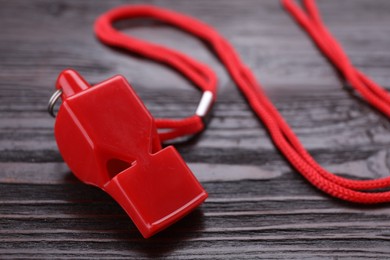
[54,69,208,238]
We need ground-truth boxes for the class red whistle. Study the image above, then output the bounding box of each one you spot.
[53,69,208,238]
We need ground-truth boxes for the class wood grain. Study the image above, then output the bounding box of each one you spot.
[1,0,390,258]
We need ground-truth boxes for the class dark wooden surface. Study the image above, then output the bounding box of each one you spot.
[2,0,390,258]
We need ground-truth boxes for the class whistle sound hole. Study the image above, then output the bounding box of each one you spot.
[107,159,133,179]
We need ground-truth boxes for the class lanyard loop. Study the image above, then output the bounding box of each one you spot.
[91,2,390,204]
[94,6,217,142]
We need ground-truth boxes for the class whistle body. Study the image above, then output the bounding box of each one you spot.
[54,69,207,238]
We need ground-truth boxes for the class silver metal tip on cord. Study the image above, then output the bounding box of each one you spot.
[195,91,214,118]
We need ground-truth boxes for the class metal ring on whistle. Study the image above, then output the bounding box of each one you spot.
[48,89,63,118]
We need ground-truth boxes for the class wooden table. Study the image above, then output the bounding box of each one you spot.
[1,0,390,258]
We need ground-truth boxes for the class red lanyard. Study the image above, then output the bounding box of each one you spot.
[94,0,390,204]
[283,0,390,114]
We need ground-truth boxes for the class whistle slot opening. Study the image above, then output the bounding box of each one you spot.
[107,159,133,179]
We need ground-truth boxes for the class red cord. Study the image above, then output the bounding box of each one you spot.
[95,7,217,142]
[95,2,390,204]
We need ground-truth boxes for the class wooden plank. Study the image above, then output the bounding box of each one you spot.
[1,0,390,258]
